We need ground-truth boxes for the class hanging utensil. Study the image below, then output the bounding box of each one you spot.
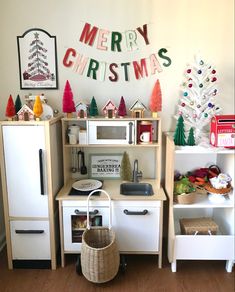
[71,148,77,173]
[78,150,87,175]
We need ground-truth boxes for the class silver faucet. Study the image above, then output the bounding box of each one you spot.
[132,159,143,183]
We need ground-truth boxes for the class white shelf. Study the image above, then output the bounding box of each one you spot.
[173,195,234,209]
[174,145,234,154]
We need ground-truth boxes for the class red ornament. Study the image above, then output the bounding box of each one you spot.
[5,95,16,118]
[149,79,162,113]
[188,84,192,88]
[181,102,185,107]
[62,80,76,114]
[187,69,191,73]
[211,77,217,82]
[212,69,216,74]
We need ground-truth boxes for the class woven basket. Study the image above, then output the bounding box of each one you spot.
[175,184,207,204]
[180,217,218,235]
[175,192,197,204]
[81,189,120,283]
[204,182,232,194]
[81,227,119,283]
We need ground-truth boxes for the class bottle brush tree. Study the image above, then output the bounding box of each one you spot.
[149,79,162,117]
[62,80,76,117]
[33,95,43,119]
[5,95,16,120]
[14,94,22,113]
[120,151,132,181]
[89,97,99,117]
[118,96,127,117]
[174,115,186,146]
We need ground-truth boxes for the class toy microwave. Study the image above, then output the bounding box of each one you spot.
[210,115,235,148]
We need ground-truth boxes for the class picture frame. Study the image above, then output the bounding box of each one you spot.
[17,28,58,89]
[89,153,123,179]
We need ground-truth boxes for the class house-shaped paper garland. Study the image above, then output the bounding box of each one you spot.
[102,99,118,118]
[129,99,147,118]
[75,102,88,118]
[17,104,35,121]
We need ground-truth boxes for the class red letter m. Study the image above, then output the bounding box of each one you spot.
[133,58,148,79]
[79,23,98,46]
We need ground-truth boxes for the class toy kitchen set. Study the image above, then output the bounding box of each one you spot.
[56,116,166,269]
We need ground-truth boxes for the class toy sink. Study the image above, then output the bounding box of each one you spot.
[120,183,154,196]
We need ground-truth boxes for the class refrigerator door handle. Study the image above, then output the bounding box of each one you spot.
[39,149,44,195]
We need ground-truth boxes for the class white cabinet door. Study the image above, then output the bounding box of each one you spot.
[10,220,51,259]
[3,126,48,217]
[112,206,160,252]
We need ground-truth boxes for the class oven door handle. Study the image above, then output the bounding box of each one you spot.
[74,209,99,215]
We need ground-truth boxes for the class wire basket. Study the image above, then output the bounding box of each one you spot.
[81,189,120,283]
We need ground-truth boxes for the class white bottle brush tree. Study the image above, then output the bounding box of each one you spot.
[175,55,221,143]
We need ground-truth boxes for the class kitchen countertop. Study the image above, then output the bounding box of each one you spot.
[56,179,166,201]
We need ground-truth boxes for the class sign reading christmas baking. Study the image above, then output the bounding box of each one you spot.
[63,22,172,82]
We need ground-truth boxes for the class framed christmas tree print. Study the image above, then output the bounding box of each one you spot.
[17,28,58,89]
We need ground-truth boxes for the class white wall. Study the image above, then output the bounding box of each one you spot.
[0,0,234,246]
[0,0,234,128]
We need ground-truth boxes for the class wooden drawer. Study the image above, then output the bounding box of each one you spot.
[10,221,51,260]
[175,235,234,260]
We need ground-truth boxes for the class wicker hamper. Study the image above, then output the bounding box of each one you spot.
[179,217,218,235]
[81,189,120,283]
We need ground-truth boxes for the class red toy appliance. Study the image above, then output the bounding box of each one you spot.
[137,121,153,144]
[210,115,235,148]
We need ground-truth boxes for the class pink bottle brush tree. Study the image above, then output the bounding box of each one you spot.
[62,80,76,117]
[118,96,127,118]
[149,79,162,117]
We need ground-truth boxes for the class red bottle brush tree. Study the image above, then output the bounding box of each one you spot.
[5,95,16,120]
[118,96,127,117]
[149,79,162,117]
[62,80,75,117]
